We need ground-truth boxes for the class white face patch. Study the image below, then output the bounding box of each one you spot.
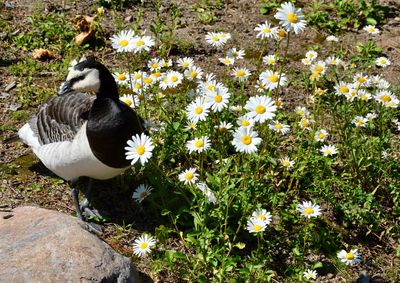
[67,68,100,93]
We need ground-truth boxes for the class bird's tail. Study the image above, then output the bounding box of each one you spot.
[2,134,20,144]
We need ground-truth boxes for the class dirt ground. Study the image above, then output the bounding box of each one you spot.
[1,0,400,282]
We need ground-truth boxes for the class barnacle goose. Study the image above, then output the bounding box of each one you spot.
[7,59,145,221]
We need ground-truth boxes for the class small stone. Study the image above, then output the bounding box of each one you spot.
[0,32,7,40]
[8,103,21,111]
[11,29,20,36]
[125,15,133,22]
[4,81,17,92]
[0,92,10,99]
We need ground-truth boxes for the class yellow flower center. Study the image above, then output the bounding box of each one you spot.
[268,74,279,83]
[184,172,194,180]
[138,94,144,100]
[189,71,198,78]
[136,39,145,47]
[255,105,266,114]
[189,122,196,129]
[224,59,231,64]
[300,119,309,127]
[339,86,349,94]
[277,29,286,38]
[310,73,320,79]
[119,39,129,47]
[381,95,391,102]
[318,133,325,139]
[122,99,132,106]
[325,150,332,155]
[315,65,324,73]
[282,161,290,167]
[253,224,262,232]
[212,35,220,42]
[214,95,223,103]
[275,124,283,129]
[133,83,141,90]
[182,62,190,68]
[380,59,386,65]
[171,75,178,83]
[152,72,161,78]
[152,63,159,69]
[219,127,227,133]
[117,73,126,81]
[357,120,364,126]
[236,70,246,77]
[195,140,204,148]
[241,135,252,145]
[345,253,355,260]
[258,215,266,221]
[140,192,148,198]
[263,27,271,33]
[304,207,314,215]
[287,12,298,23]
[140,242,149,249]
[357,77,366,83]
[207,85,216,91]
[136,145,145,155]
[134,73,142,80]
[144,77,153,84]
[195,106,203,115]
[241,120,250,127]
[268,58,275,64]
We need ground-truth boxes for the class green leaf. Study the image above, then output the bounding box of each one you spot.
[366,17,377,25]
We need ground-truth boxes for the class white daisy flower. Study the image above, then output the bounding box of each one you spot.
[215,121,233,134]
[376,56,391,67]
[120,94,139,108]
[374,90,398,107]
[246,217,267,233]
[314,129,328,142]
[245,95,277,123]
[186,97,210,123]
[232,67,251,82]
[186,136,211,154]
[237,115,255,128]
[125,133,154,166]
[296,201,322,218]
[184,66,203,81]
[110,29,136,52]
[184,121,197,131]
[320,144,338,156]
[274,2,307,34]
[353,116,368,127]
[376,79,391,89]
[298,117,314,130]
[205,32,226,48]
[232,127,262,154]
[301,58,312,65]
[205,86,230,112]
[161,58,173,68]
[132,234,156,257]
[366,112,377,120]
[363,25,379,35]
[325,56,342,66]
[354,73,370,88]
[310,60,327,75]
[227,47,245,60]
[113,72,130,86]
[357,90,371,101]
[178,168,199,185]
[251,208,272,224]
[269,120,290,135]
[303,269,317,280]
[305,50,318,61]
[132,184,153,203]
[147,58,163,71]
[294,106,309,117]
[334,81,353,96]
[230,105,243,114]
[197,182,218,204]
[255,80,268,93]
[219,56,235,66]
[263,54,278,66]
[259,70,287,90]
[177,57,194,69]
[337,249,361,265]
[254,20,278,39]
[132,35,155,53]
[160,70,183,89]
[279,156,295,170]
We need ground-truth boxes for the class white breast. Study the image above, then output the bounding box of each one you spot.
[32,123,127,181]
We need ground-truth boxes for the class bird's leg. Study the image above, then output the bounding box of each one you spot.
[70,180,84,220]
[80,179,108,219]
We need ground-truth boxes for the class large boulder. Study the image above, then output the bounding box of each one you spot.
[0,206,139,283]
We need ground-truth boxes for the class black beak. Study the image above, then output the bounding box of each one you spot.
[58,81,73,96]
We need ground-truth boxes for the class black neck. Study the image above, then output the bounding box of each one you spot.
[97,66,119,101]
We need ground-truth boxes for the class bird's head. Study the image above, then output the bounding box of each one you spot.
[58,59,118,99]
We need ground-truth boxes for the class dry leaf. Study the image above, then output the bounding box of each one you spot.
[72,15,97,45]
[32,48,56,61]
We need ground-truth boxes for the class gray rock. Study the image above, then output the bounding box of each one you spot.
[0,206,139,283]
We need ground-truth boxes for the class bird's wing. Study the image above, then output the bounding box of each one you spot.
[30,93,95,145]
